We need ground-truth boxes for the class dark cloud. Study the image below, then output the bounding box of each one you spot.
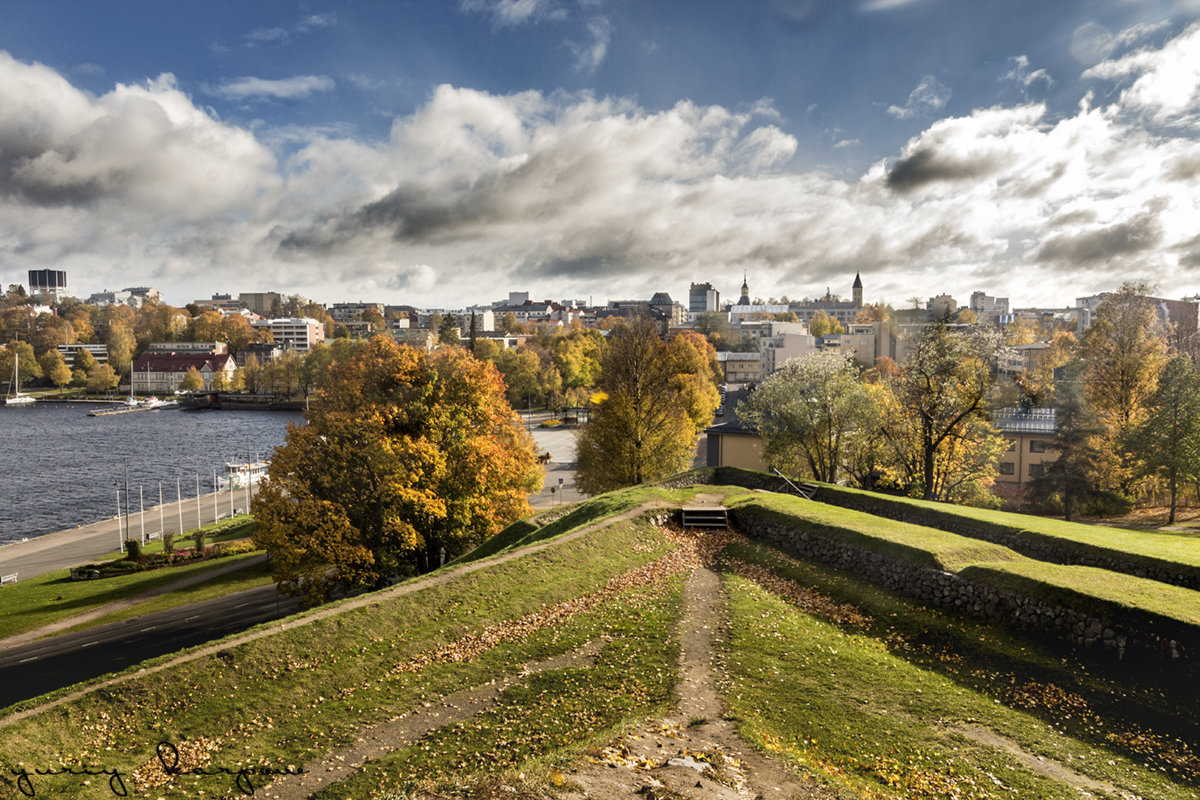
[1164,153,1200,182]
[1036,212,1162,265]
[1180,251,1200,268]
[1049,209,1098,228]
[885,148,1002,192]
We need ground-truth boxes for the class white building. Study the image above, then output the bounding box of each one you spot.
[250,317,325,353]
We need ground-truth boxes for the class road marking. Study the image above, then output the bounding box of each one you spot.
[81,641,99,648]
[18,656,37,664]
[183,616,198,622]
[234,602,249,609]
[139,626,156,633]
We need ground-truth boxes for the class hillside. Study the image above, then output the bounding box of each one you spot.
[0,481,1197,800]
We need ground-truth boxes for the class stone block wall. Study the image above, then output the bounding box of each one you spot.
[732,508,1198,671]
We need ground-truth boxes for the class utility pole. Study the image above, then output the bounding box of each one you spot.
[123,457,130,544]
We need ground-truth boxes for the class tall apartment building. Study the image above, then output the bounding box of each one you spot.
[250,317,325,353]
[689,282,720,315]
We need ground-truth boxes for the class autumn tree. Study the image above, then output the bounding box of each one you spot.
[669,330,722,431]
[180,366,205,392]
[882,323,1002,500]
[1077,283,1168,486]
[40,349,73,395]
[576,318,698,492]
[739,351,876,483]
[1127,355,1200,523]
[1,341,41,388]
[86,363,119,394]
[807,310,844,338]
[252,338,541,604]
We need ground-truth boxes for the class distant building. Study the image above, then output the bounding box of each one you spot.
[250,318,325,353]
[1075,291,1198,345]
[239,292,284,317]
[28,269,67,303]
[703,389,768,471]
[194,294,245,314]
[57,343,108,366]
[130,351,237,393]
[87,287,161,309]
[786,273,865,328]
[992,407,1058,486]
[689,282,720,315]
[718,351,762,385]
[147,342,226,354]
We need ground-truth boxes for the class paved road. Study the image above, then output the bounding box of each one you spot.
[0,582,303,710]
[0,487,256,583]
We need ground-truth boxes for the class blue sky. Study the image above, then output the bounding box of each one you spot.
[1,0,1199,310]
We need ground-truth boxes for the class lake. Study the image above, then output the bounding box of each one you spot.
[0,402,304,544]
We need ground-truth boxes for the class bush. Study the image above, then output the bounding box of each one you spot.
[163,531,175,555]
[193,530,206,553]
[124,539,142,560]
[212,540,258,557]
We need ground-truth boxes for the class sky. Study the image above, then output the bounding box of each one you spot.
[2,0,1200,311]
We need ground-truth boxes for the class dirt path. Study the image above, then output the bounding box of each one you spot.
[0,501,672,728]
[559,563,829,800]
[0,554,268,652]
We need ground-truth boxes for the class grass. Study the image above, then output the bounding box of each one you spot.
[717,542,1200,799]
[727,491,1200,635]
[0,551,265,641]
[453,484,724,566]
[815,481,1200,568]
[727,492,1018,571]
[0,515,679,799]
[312,573,685,799]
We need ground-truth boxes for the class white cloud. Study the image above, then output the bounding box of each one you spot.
[459,0,566,28]
[2,21,1200,310]
[887,75,951,119]
[569,16,613,73]
[1002,55,1052,89]
[1084,20,1200,126]
[244,13,337,45]
[209,75,336,101]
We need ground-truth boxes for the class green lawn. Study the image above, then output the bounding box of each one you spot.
[728,492,1200,636]
[0,515,680,799]
[0,551,265,641]
[718,542,1200,800]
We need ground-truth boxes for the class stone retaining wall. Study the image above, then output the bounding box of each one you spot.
[731,507,1197,670]
[812,485,1200,592]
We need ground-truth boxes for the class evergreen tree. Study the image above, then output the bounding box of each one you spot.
[1127,355,1200,524]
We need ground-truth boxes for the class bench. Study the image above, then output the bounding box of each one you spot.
[1,572,18,585]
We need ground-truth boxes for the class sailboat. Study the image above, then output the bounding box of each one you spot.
[5,352,36,406]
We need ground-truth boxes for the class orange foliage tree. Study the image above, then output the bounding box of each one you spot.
[253,336,542,604]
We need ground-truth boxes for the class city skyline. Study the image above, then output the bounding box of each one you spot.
[2,1,1199,309]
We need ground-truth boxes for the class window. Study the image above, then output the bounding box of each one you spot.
[1030,440,1052,453]
[999,462,1015,475]
[1029,463,1045,477]
[1006,439,1016,452]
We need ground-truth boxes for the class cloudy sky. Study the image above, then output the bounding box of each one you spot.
[2,0,1200,311]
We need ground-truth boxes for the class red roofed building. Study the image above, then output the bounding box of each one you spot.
[131,351,237,393]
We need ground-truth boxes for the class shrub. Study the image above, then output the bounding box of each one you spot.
[193,530,206,553]
[124,539,142,560]
[162,531,175,554]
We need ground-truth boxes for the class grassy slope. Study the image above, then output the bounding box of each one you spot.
[728,491,1200,629]
[719,542,1200,800]
[0,512,680,799]
[816,480,1200,567]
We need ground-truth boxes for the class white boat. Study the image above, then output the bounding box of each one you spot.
[219,459,270,491]
[5,352,35,406]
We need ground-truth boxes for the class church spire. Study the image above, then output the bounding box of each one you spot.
[737,272,751,306]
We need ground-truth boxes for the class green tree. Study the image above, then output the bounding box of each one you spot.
[252,338,541,604]
[86,363,119,394]
[41,349,73,395]
[738,351,876,483]
[807,310,844,338]
[437,313,461,345]
[72,347,97,374]
[180,366,205,392]
[1,341,41,388]
[886,323,1001,500]
[1127,355,1200,523]
[576,318,697,492]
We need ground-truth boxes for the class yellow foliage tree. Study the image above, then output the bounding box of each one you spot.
[253,338,542,604]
